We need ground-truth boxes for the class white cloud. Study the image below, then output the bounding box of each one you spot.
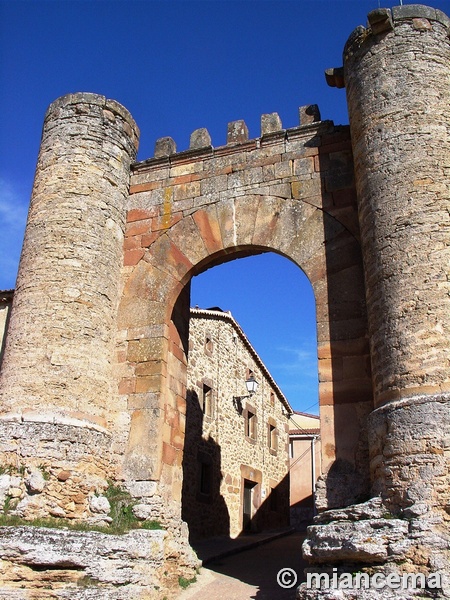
[268,343,319,412]
[273,344,318,380]
[0,177,29,289]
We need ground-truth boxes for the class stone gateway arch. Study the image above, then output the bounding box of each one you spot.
[0,4,449,598]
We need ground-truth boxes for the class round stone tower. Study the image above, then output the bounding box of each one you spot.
[344,5,450,519]
[0,93,139,520]
[0,93,139,423]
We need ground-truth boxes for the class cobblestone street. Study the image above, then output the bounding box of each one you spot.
[178,532,306,600]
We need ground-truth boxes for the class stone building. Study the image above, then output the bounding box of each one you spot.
[289,411,321,530]
[183,307,291,541]
[0,4,449,598]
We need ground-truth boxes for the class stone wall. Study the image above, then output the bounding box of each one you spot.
[343,0,450,518]
[344,6,450,406]
[0,95,373,530]
[183,308,291,539]
[0,93,139,425]
[0,416,112,521]
[120,107,372,515]
[0,526,197,599]
[297,7,450,598]
[2,5,449,595]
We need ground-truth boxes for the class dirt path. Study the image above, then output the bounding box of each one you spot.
[177,532,306,600]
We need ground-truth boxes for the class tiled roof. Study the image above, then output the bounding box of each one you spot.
[289,428,320,436]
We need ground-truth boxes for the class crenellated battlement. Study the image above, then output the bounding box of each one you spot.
[135,104,322,167]
[326,4,450,87]
[1,5,450,597]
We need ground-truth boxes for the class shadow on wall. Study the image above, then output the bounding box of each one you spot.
[290,494,314,532]
[315,134,374,510]
[181,388,230,541]
[237,472,290,539]
[181,386,291,548]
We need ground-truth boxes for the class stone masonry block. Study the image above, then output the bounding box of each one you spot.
[227,120,249,144]
[190,128,211,149]
[154,137,176,157]
[261,113,283,135]
[299,104,321,125]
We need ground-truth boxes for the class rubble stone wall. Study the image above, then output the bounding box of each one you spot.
[345,2,450,517]
[297,7,450,598]
[184,309,290,539]
[0,417,112,521]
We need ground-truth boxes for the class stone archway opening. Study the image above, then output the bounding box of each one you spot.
[177,250,320,540]
[190,251,319,414]
[119,114,374,525]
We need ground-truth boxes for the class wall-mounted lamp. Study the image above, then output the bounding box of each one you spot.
[233,375,259,413]
[245,375,258,396]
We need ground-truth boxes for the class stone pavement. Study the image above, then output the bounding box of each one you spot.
[177,530,307,599]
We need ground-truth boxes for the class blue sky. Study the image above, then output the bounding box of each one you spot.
[1,0,448,413]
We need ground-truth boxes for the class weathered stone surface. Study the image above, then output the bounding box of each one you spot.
[299,104,321,125]
[0,4,449,597]
[303,518,410,564]
[297,583,441,600]
[154,136,176,157]
[132,503,153,520]
[0,525,193,599]
[227,119,249,144]
[0,93,139,441]
[126,480,158,498]
[368,394,450,514]
[313,496,385,525]
[0,419,111,520]
[88,494,110,514]
[190,127,211,149]
[345,6,450,406]
[261,112,282,135]
[25,468,46,494]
